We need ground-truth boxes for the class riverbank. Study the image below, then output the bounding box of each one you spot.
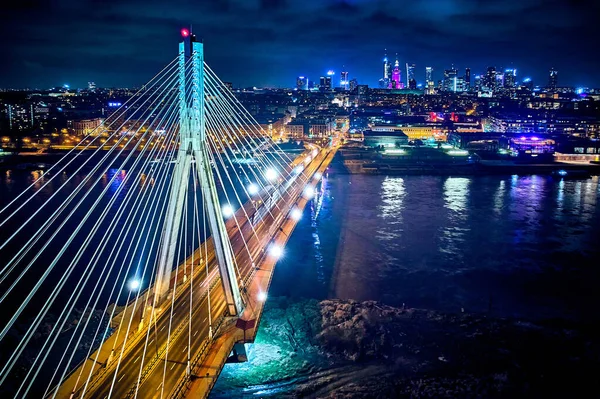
[212,298,599,398]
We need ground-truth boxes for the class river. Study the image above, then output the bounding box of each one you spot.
[212,173,600,396]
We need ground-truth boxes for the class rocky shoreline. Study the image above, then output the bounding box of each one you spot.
[213,298,599,398]
[316,299,599,398]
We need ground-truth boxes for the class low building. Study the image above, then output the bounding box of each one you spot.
[363,130,409,148]
[69,117,105,136]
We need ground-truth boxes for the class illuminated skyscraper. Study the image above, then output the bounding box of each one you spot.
[504,69,516,88]
[391,56,402,89]
[296,76,308,90]
[548,68,558,90]
[425,67,434,94]
[406,63,416,89]
[319,75,332,91]
[443,68,458,92]
[464,68,471,91]
[379,50,391,89]
[484,66,496,90]
[340,70,349,90]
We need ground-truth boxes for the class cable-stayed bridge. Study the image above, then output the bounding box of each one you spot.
[0,31,337,398]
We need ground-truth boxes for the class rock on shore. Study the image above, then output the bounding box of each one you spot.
[316,299,599,398]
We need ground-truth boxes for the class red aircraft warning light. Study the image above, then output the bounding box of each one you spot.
[181,28,190,38]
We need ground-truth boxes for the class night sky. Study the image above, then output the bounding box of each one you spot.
[1,0,599,89]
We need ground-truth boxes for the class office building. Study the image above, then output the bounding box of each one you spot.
[406,63,416,89]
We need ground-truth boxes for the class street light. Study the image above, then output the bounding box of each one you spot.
[314,171,322,179]
[303,185,316,200]
[222,204,234,217]
[265,167,278,182]
[269,244,283,259]
[128,278,141,291]
[257,291,267,302]
[247,183,259,195]
[290,207,302,221]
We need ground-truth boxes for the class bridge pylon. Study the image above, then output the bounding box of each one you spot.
[154,31,244,316]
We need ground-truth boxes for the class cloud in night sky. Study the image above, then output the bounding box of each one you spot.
[1,0,598,89]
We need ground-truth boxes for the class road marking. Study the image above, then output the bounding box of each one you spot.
[170,362,177,370]
[160,325,166,332]
[134,356,140,364]
[156,382,163,391]
[172,312,177,317]
[182,346,187,353]
[202,317,207,322]
[148,339,154,345]
[118,374,126,383]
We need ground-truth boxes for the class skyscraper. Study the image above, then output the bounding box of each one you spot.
[548,68,558,90]
[483,66,497,91]
[391,56,402,89]
[504,69,516,88]
[340,70,349,90]
[319,75,332,91]
[296,76,308,90]
[443,68,458,92]
[425,66,434,94]
[406,63,416,89]
[379,50,391,89]
[464,68,471,91]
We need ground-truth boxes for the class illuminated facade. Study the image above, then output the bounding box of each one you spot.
[390,56,402,89]
[340,70,349,90]
[379,50,391,89]
[406,63,416,89]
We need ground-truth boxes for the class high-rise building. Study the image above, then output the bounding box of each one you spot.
[406,63,416,89]
[548,68,558,90]
[379,50,391,89]
[523,77,534,90]
[455,77,466,92]
[464,68,471,91]
[425,67,434,94]
[340,70,349,90]
[391,56,402,89]
[88,81,96,90]
[443,68,458,92]
[495,73,504,89]
[504,69,516,88]
[483,66,496,90]
[296,76,308,90]
[319,75,332,91]
[349,78,358,92]
[474,75,482,92]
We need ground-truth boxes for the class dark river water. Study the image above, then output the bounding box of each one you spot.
[270,173,600,321]
[211,172,600,397]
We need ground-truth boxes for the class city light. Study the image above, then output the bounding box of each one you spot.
[269,244,283,258]
[303,185,316,199]
[247,183,259,195]
[294,165,304,175]
[314,171,322,179]
[181,28,190,37]
[257,291,267,302]
[128,278,141,291]
[265,167,278,182]
[447,150,469,156]
[222,204,234,217]
[290,207,302,221]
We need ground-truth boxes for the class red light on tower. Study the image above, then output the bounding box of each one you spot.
[181,28,189,38]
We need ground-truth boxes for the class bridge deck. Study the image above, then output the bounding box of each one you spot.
[52,146,337,399]
[176,148,337,399]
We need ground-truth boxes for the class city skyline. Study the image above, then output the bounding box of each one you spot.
[1,0,599,89]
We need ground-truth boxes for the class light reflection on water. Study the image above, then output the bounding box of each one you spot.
[273,174,600,322]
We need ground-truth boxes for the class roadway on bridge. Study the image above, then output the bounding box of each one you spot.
[75,146,330,399]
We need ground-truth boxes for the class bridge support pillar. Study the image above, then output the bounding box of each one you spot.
[154,32,244,316]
